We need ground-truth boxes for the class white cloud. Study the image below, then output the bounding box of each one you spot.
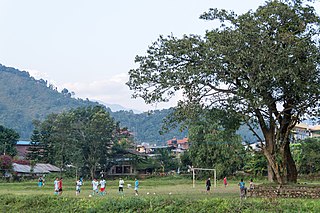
[24,68,59,88]
[24,68,48,80]
[27,69,181,112]
[61,73,181,112]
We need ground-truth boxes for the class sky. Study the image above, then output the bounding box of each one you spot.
[1,0,319,112]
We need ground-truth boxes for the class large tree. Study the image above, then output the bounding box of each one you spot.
[127,0,320,184]
[29,106,119,178]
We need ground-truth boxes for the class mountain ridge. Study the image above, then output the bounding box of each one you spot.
[0,64,186,143]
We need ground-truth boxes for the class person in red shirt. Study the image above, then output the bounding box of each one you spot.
[58,177,63,195]
[223,177,228,187]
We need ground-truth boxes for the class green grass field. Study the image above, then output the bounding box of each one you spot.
[0,176,241,198]
[0,176,319,212]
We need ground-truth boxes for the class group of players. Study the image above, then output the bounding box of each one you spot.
[73,177,139,196]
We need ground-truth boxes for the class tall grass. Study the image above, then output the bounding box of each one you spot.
[0,195,319,212]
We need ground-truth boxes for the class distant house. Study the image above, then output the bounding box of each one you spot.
[167,137,189,150]
[106,149,148,176]
[292,123,320,141]
[310,125,320,138]
[107,163,136,176]
[136,144,148,154]
[136,143,171,155]
[15,141,33,159]
[292,123,311,140]
[12,163,60,176]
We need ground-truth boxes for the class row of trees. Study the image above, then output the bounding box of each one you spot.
[1,105,320,180]
[26,105,133,178]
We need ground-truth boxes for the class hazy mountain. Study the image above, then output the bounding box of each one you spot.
[92,100,141,114]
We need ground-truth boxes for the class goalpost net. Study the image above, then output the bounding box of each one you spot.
[189,167,217,188]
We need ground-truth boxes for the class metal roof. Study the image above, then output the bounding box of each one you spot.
[35,163,60,172]
[16,141,32,145]
[13,163,60,174]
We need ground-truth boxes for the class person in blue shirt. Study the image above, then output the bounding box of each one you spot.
[238,179,247,199]
[134,178,139,196]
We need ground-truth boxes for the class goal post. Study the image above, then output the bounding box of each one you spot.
[189,167,217,188]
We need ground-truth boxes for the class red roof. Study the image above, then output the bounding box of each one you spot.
[167,137,188,145]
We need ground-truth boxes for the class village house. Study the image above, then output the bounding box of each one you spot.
[167,137,189,150]
[292,123,320,141]
[106,149,148,176]
[15,141,33,159]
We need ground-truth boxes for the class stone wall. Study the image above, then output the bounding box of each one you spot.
[254,185,320,198]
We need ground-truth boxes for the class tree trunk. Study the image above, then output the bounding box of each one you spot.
[264,142,298,184]
[90,167,94,180]
[265,136,277,183]
[263,148,284,184]
[267,165,275,182]
[284,142,297,183]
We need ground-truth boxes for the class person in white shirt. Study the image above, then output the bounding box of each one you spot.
[92,178,99,195]
[119,178,124,195]
[76,179,82,196]
[99,178,106,195]
[54,177,59,195]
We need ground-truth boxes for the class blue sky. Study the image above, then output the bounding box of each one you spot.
[1,0,319,112]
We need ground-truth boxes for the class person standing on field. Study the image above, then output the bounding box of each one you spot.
[134,178,139,196]
[223,177,228,187]
[206,178,211,194]
[38,176,43,187]
[92,178,99,195]
[54,177,59,195]
[99,178,106,195]
[76,178,82,196]
[58,177,63,195]
[238,179,247,199]
[249,179,255,197]
[119,178,124,195]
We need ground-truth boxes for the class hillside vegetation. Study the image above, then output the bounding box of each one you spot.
[0,64,97,139]
[0,64,186,143]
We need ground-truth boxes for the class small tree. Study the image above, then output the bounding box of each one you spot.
[0,155,13,176]
[0,125,19,157]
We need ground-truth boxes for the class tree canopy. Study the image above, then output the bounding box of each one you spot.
[296,137,320,174]
[0,125,19,156]
[184,109,246,179]
[28,106,130,178]
[127,0,320,183]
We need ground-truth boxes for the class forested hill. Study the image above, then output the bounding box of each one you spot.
[0,64,99,139]
[111,109,187,145]
[0,64,187,143]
